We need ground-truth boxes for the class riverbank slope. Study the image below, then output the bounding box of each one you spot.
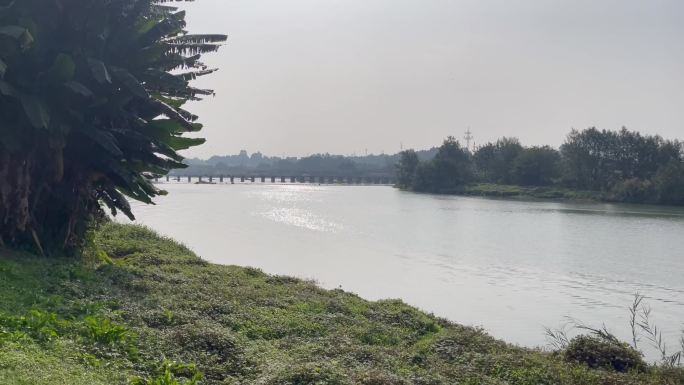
[0,223,680,384]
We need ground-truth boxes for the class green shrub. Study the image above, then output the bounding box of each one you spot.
[608,178,654,203]
[563,335,646,373]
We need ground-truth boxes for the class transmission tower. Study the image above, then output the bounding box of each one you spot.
[464,127,474,151]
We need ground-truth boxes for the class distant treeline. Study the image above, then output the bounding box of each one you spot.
[397,128,684,205]
[173,148,438,178]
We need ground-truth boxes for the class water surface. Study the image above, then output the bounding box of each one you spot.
[121,183,684,358]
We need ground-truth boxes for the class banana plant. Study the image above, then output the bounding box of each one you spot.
[0,0,226,253]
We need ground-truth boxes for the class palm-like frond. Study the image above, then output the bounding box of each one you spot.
[0,0,226,252]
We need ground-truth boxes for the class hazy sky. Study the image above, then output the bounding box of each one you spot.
[180,0,683,158]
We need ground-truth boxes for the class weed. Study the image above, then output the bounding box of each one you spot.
[635,299,682,367]
[82,316,132,346]
[0,310,66,342]
[131,361,203,385]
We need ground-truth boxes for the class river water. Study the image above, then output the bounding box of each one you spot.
[120,182,684,358]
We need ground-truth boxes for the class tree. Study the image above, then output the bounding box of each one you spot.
[425,136,473,192]
[473,142,497,182]
[412,162,437,192]
[560,128,610,190]
[0,0,226,253]
[472,137,523,184]
[512,146,561,186]
[652,160,684,205]
[396,150,419,188]
[560,127,683,193]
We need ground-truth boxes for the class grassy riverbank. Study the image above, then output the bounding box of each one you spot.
[0,223,681,384]
[461,183,604,202]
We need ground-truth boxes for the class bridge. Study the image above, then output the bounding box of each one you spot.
[157,175,396,185]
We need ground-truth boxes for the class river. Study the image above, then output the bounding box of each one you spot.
[120,182,684,359]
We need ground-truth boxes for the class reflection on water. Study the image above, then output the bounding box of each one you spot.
[121,183,684,359]
[261,208,345,233]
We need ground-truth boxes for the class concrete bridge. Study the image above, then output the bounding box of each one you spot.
[157,175,396,185]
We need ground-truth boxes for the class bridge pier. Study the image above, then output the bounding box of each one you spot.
[230,176,234,184]
[166,176,169,182]
[250,176,255,183]
[219,175,223,183]
[261,176,266,183]
[240,176,245,182]
[187,176,191,183]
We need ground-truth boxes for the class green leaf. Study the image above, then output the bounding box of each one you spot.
[0,25,33,48]
[0,80,17,97]
[146,119,186,135]
[19,95,50,129]
[166,136,205,151]
[172,34,228,44]
[101,187,134,220]
[154,142,185,162]
[0,0,16,12]
[109,66,149,99]
[152,94,186,109]
[148,98,196,131]
[46,53,75,83]
[64,81,93,97]
[79,128,123,157]
[88,58,111,84]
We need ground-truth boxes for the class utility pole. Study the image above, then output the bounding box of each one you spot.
[464,127,473,151]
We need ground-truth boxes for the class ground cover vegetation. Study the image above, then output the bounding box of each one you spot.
[0,0,226,254]
[397,128,684,205]
[0,223,682,384]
